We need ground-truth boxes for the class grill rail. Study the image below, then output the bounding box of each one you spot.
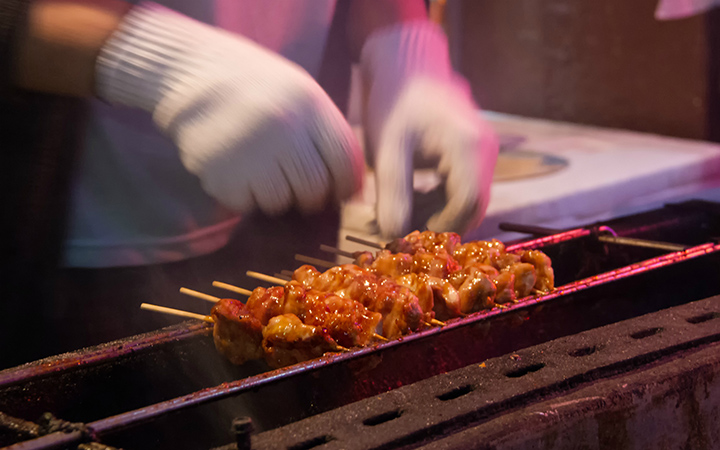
[3,200,720,449]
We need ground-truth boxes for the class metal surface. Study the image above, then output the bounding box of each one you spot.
[11,241,720,448]
[0,321,210,388]
[3,201,720,449]
[596,234,689,252]
[499,222,689,252]
[234,294,720,450]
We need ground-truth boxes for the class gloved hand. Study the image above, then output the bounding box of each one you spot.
[361,20,498,238]
[95,3,363,215]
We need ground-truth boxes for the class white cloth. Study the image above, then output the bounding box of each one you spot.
[65,0,338,267]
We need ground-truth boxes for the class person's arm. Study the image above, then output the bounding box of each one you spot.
[12,1,365,216]
[348,0,499,237]
[12,0,131,97]
[347,0,427,61]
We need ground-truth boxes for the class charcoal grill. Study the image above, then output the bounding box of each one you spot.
[2,200,720,449]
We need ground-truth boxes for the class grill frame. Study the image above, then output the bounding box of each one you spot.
[231,294,720,450]
[3,200,720,449]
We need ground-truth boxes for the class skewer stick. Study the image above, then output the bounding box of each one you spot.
[422,319,445,328]
[280,270,295,278]
[345,234,385,249]
[246,271,289,286]
[373,334,388,341]
[319,244,357,259]
[212,281,252,296]
[140,303,213,323]
[295,254,336,269]
[274,273,292,281]
[179,287,220,303]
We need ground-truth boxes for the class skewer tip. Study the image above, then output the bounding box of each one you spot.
[140,303,214,323]
[212,281,253,296]
[179,287,220,303]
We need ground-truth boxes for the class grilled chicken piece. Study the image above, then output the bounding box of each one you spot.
[354,248,461,319]
[217,232,555,368]
[448,266,497,313]
[246,286,286,325]
[355,248,460,279]
[386,230,462,255]
[292,264,426,339]
[358,250,412,278]
[211,298,264,365]
[300,289,382,348]
[292,264,321,288]
[395,272,462,320]
[262,314,339,368]
[521,250,555,292]
[343,271,425,339]
[452,239,506,267]
[504,262,537,298]
[492,271,517,304]
[247,281,381,348]
[411,249,461,278]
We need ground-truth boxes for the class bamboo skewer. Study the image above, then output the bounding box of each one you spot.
[246,271,288,286]
[345,234,385,249]
[422,319,446,328]
[140,303,213,323]
[295,254,336,269]
[319,244,356,259]
[179,287,220,303]
[212,281,252,296]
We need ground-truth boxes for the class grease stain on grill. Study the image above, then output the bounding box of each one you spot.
[686,312,720,324]
[363,409,404,426]
[630,327,663,339]
[568,345,597,357]
[505,363,545,378]
[437,384,474,401]
[288,435,335,450]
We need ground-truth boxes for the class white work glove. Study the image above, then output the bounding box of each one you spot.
[361,20,498,238]
[96,3,363,215]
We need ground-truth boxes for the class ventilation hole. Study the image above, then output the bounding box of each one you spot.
[686,312,720,324]
[505,363,545,378]
[437,384,474,401]
[568,346,597,357]
[363,409,403,426]
[288,435,335,450]
[630,327,663,339]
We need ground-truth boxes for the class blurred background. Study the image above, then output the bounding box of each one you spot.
[443,0,719,141]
